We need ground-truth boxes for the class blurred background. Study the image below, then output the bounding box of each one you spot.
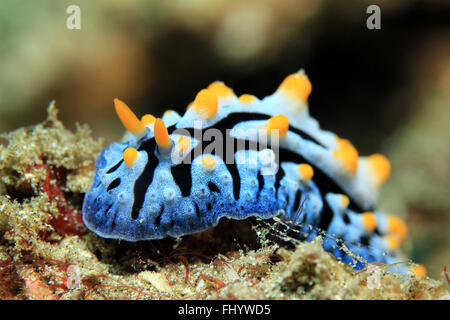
[0,0,448,278]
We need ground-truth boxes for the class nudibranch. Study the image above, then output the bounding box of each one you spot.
[82,70,423,277]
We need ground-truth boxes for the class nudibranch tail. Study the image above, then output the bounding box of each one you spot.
[83,70,421,277]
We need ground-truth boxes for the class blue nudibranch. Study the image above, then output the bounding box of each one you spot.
[82,70,422,276]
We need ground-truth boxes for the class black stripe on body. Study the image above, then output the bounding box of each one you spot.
[107,178,121,192]
[257,171,265,194]
[194,202,201,218]
[274,167,285,197]
[208,181,220,193]
[131,139,159,220]
[293,189,302,213]
[106,159,123,174]
[154,204,164,227]
[171,164,192,197]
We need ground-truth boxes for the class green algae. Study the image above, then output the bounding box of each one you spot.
[0,104,448,300]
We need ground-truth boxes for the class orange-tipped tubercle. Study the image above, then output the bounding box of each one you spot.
[154,118,172,150]
[114,98,146,135]
[191,89,218,120]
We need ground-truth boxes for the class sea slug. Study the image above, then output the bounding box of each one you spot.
[82,70,421,276]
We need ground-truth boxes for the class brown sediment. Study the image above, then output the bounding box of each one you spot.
[0,104,448,300]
